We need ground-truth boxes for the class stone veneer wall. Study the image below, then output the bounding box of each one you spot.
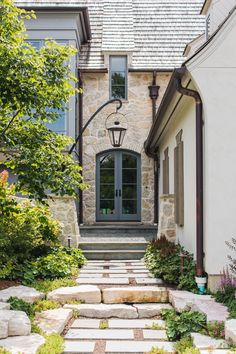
[48,196,79,247]
[157,194,176,241]
[82,72,171,224]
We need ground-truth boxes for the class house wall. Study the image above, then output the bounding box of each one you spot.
[81,71,171,224]
[204,0,235,36]
[187,10,236,275]
[24,13,80,139]
[158,98,196,255]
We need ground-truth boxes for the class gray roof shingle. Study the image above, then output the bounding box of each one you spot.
[15,0,205,70]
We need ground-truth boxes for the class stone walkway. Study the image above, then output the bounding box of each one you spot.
[63,259,173,354]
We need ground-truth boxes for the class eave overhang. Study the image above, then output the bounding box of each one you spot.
[17,5,92,43]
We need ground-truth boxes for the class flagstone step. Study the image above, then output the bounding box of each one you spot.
[79,273,152,278]
[71,318,165,329]
[77,278,129,285]
[65,328,134,340]
[105,340,175,353]
[80,269,149,274]
[133,303,173,318]
[63,303,138,319]
[102,286,169,304]
[64,340,95,353]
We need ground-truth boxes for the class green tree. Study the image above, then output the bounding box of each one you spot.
[0,0,86,200]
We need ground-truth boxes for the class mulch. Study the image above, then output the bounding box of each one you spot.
[0,280,21,290]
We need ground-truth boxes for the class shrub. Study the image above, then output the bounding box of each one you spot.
[0,348,11,354]
[161,309,206,341]
[37,333,64,354]
[205,321,225,339]
[215,268,236,319]
[28,246,85,280]
[148,348,169,354]
[174,336,194,353]
[0,171,61,280]
[29,278,77,293]
[7,296,35,318]
[144,235,197,291]
[182,348,200,354]
[33,300,60,313]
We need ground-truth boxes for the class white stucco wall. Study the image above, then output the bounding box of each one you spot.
[205,0,236,36]
[159,97,196,256]
[187,10,236,274]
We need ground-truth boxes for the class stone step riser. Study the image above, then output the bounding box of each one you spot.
[83,250,145,260]
[80,242,148,251]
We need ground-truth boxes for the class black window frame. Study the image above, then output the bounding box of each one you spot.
[109,55,128,100]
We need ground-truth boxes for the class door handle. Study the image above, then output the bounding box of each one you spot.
[119,189,122,197]
[115,189,118,197]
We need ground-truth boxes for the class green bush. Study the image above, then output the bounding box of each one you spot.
[182,348,200,354]
[7,296,35,318]
[174,336,194,353]
[28,246,85,280]
[37,333,64,354]
[29,278,77,293]
[33,300,60,312]
[161,309,206,341]
[0,348,11,354]
[204,321,225,339]
[148,348,168,354]
[144,235,197,292]
[215,285,236,319]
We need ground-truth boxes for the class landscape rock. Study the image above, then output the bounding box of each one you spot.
[0,334,45,354]
[191,332,228,350]
[192,299,229,322]
[0,286,45,304]
[63,303,138,318]
[0,310,31,337]
[0,303,10,310]
[103,286,169,304]
[47,285,101,304]
[133,303,173,318]
[225,319,236,345]
[169,290,212,312]
[35,308,73,334]
[0,320,8,339]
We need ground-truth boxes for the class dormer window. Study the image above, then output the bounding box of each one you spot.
[110,56,127,100]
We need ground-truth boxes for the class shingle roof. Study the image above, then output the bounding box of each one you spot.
[15,0,205,70]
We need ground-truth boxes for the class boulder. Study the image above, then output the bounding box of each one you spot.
[0,303,10,310]
[169,290,212,312]
[191,299,229,322]
[0,334,45,354]
[0,286,44,304]
[225,319,236,345]
[191,332,228,350]
[64,303,138,319]
[47,285,101,304]
[103,286,169,304]
[133,303,173,318]
[35,308,73,334]
[0,310,31,338]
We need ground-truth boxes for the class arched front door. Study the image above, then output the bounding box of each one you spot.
[96,150,141,221]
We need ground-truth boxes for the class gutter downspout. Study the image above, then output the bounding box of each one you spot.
[148,72,160,224]
[78,71,83,225]
[175,72,204,277]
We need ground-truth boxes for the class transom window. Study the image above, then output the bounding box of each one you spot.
[110,56,127,100]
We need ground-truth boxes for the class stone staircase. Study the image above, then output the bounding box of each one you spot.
[79,225,157,260]
[63,259,174,354]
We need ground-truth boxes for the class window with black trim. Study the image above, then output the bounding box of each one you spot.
[110,56,127,100]
[174,130,184,226]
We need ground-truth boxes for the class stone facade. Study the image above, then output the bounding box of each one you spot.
[48,196,79,247]
[82,72,171,224]
[157,195,176,241]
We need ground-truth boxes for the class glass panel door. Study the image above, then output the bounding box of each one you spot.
[96,150,141,221]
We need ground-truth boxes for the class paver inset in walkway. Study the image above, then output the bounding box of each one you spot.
[64,259,173,354]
